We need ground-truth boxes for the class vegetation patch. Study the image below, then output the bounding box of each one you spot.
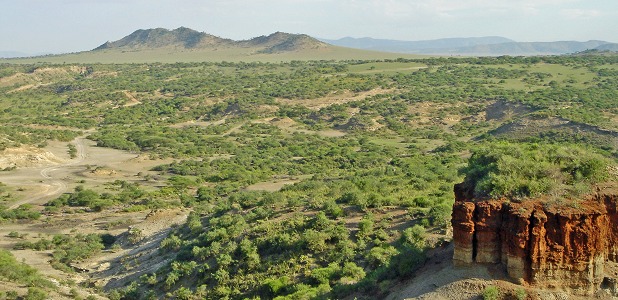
[460,142,612,199]
[0,54,617,298]
[0,250,53,288]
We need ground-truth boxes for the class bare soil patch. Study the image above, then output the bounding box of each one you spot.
[484,100,534,122]
[275,88,395,110]
[170,116,227,128]
[0,146,64,169]
[0,135,185,298]
[122,91,142,107]
[87,208,189,290]
[259,117,347,137]
[0,66,82,88]
[245,175,312,192]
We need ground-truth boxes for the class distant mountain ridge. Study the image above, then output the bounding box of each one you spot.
[0,51,50,58]
[320,36,515,52]
[323,36,617,55]
[445,40,614,55]
[595,43,618,52]
[94,27,328,53]
[5,28,616,63]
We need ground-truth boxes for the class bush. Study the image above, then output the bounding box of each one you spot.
[1,290,19,300]
[482,285,500,300]
[514,288,527,300]
[340,262,365,284]
[264,276,292,296]
[400,225,426,249]
[367,245,399,267]
[429,202,452,226]
[24,287,47,300]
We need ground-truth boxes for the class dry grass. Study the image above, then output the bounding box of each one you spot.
[3,46,426,64]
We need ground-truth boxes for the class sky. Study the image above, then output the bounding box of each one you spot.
[1,0,617,54]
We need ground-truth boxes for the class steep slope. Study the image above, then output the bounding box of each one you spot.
[94,27,233,50]
[452,183,618,296]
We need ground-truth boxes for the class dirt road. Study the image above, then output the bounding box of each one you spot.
[5,137,87,209]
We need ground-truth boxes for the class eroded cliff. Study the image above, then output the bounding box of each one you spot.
[452,183,618,295]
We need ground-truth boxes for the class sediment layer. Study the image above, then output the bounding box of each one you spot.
[452,183,618,294]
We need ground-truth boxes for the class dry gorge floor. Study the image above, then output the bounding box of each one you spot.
[0,137,187,298]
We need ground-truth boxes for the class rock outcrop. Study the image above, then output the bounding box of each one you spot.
[452,183,618,295]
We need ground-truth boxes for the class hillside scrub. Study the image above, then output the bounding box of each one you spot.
[0,250,53,288]
[14,233,105,271]
[459,142,613,199]
[0,204,41,221]
[0,55,617,298]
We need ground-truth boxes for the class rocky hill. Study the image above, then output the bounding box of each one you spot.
[94,27,232,50]
[94,27,328,53]
[243,32,329,53]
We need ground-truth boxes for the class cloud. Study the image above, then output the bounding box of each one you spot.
[560,8,602,19]
[338,0,582,18]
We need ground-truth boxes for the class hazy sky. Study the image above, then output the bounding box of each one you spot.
[1,0,616,54]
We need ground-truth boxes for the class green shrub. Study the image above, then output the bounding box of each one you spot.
[340,262,365,284]
[0,250,52,288]
[460,142,611,199]
[2,290,19,300]
[264,276,292,296]
[367,245,399,267]
[400,225,426,249]
[24,287,48,300]
[514,288,527,300]
[482,285,500,300]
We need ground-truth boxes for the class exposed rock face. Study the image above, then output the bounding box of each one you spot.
[452,183,618,295]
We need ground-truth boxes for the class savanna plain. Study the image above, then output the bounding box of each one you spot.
[0,53,617,300]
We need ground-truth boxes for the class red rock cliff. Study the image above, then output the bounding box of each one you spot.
[452,183,618,295]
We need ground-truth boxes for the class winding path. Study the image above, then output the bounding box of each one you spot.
[7,137,87,209]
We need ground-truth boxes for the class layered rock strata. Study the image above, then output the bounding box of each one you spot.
[452,183,618,294]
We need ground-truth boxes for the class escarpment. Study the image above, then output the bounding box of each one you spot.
[452,183,618,295]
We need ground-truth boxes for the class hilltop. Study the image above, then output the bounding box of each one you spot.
[94,27,234,50]
[4,27,418,63]
[4,29,618,62]
[93,27,328,53]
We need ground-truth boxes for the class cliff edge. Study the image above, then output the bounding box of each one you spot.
[452,183,618,295]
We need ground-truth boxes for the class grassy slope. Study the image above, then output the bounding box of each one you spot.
[2,46,427,64]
